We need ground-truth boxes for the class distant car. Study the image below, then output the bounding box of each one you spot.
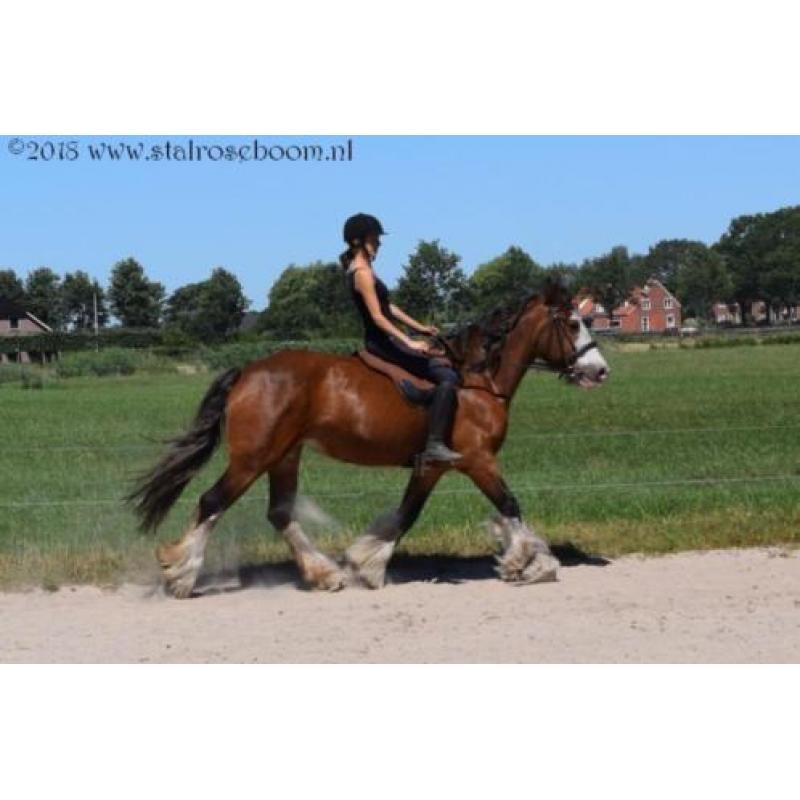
[680,326,699,336]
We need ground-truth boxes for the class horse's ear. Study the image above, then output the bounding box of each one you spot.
[542,275,569,308]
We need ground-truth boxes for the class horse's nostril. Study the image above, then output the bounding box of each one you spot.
[597,367,608,381]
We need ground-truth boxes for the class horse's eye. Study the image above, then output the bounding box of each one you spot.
[568,320,580,332]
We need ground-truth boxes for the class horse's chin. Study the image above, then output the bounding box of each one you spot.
[569,373,601,390]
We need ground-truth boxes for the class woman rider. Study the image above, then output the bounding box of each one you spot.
[340,212,463,464]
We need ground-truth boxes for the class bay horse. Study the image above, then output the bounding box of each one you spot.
[126,281,609,597]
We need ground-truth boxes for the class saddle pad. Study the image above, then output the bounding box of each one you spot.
[356,349,435,392]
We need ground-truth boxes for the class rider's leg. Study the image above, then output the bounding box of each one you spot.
[366,336,463,465]
[418,364,462,464]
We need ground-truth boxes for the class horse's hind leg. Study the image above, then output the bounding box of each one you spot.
[346,465,445,589]
[267,446,346,591]
[157,460,261,598]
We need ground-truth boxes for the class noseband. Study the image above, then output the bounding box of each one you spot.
[527,308,598,380]
[432,302,598,396]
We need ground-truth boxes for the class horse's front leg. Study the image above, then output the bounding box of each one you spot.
[459,456,559,584]
[346,465,446,588]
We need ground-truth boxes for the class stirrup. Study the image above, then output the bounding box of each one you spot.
[414,441,462,474]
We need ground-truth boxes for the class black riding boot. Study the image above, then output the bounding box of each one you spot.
[419,381,462,464]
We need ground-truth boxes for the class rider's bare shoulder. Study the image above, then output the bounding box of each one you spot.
[351,262,375,293]
[349,251,372,273]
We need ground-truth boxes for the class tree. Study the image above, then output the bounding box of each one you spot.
[202,267,250,338]
[641,240,694,293]
[24,267,64,329]
[643,240,732,319]
[0,269,25,304]
[165,267,249,341]
[578,245,647,314]
[394,240,471,323]
[674,248,732,320]
[61,271,109,330]
[761,262,800,321]
[108,257,165,327]
[164,282,205,335]
[260,261,360,339]
[467,246,544,316]
[714,206,800,324]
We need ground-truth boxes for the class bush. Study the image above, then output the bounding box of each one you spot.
[20,371,61,390]
[0,327,166,356]
[0,363,26,385]
[199,339,361,370]
[55,348,138,378]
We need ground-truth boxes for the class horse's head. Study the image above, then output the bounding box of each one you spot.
[523,280,610,389]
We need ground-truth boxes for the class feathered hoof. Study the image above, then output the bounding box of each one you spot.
[344,536,394,589]
[301,555,348,592]
[346,562,386,590]
[496,551,559,585]
[156,542,201,599]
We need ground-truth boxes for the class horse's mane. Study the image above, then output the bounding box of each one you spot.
[441,291,542,373]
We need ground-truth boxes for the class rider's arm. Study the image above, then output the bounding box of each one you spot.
[389,304,433,334]
[353,269,419,347]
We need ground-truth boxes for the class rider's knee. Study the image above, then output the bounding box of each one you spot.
[430,365,459,385]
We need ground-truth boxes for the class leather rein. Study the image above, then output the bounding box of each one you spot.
[431,305,598,401]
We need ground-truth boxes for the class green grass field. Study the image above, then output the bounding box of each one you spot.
[1,342,798,589]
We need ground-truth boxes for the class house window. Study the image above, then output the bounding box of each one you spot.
[666,314,675,328]
[641,315,650,332]
[641,299,651,311]
[664,297,674,309]
[10,317,19,329]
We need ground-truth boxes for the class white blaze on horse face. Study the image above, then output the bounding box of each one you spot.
[571,312,609,383]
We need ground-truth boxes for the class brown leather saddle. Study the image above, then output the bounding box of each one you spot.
[355,350,451,406]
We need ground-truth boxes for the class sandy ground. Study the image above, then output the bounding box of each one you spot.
[1,547,799,663]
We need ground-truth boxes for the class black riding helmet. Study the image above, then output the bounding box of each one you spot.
[343,213,387,245]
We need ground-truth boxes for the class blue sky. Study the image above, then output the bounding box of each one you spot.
[2,136,799,311]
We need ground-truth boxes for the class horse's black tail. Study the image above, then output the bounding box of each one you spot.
[125,367,242,533]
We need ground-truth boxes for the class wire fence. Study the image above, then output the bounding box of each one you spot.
[8,422,800,452]
[1,473,798,509]
[2,422,798,508]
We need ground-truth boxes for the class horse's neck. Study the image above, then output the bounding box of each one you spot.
[492,309,540,400]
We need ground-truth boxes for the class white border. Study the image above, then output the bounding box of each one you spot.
[2,2,799,798]
[2,1,800,133]
[2,666,798,800]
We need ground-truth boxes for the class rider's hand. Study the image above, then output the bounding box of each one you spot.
[424,324,440,336]
[405,338,430,353]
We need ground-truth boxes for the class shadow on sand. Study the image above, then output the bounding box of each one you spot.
[191,541,610,597]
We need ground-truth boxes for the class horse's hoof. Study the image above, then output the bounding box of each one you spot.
[165,575,197,599]
[302,555,348,592]
[313,567,348,592]
[344,535,393,590]
[496,552,559,585]
[157,543,200,599]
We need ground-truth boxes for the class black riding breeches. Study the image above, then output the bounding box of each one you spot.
[365,335,459,385]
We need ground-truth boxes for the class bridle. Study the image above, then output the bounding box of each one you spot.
[430,302,598,399]
[527,306,599,381]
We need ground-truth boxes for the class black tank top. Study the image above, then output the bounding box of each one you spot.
[346,267,396,345]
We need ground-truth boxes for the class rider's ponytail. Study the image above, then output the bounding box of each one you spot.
[339,243,371,271]
[339,246,355,271]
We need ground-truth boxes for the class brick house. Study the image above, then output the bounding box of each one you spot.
[575,296,611,330]
[712,301,800,325]
[711,302,741,325]
[576,277,682,333]
[0,296,54,363]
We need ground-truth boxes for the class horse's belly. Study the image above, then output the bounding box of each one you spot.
[303,415,426,467]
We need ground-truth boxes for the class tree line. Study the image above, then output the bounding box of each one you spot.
[2,205,799,342]
[0,260,249,342]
